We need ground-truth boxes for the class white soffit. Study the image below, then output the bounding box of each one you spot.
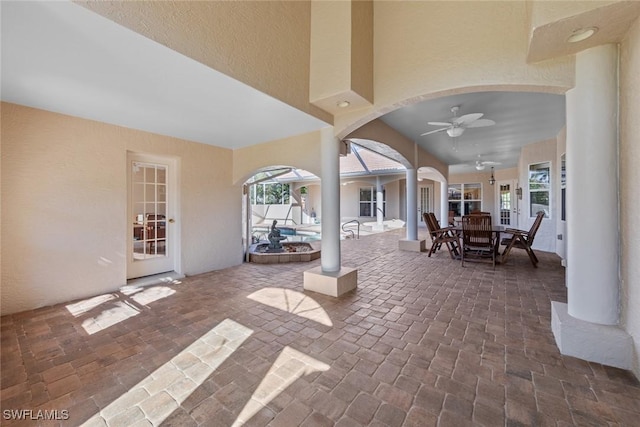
[1,1,328,149]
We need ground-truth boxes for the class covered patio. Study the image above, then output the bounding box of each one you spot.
[2,229,638,426]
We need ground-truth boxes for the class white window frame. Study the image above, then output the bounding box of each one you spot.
[359,186,386,217]
[448,183,483,216]
[528,161,551,218]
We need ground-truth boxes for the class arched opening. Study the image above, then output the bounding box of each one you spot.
[241,141,413,261]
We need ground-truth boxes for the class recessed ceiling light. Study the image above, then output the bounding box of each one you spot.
[567,27,598,43]
[337,100,350,108]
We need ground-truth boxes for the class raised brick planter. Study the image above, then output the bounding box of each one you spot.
[249,242,321,264]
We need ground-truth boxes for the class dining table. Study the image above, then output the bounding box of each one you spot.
[450,224,507,262]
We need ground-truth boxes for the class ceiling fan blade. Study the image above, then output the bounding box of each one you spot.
[427,121,452,127]
[420,127,449,136]
[466,119,496,128]
[483,161,501,165]
[454,113,483,125]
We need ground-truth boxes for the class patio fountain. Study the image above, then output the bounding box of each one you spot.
[249,220,320,264]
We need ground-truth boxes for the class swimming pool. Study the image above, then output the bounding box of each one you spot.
[251,226,321,243]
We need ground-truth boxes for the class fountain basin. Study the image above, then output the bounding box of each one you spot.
[249,242,321,264]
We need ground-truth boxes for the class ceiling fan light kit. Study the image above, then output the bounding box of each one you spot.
[446,127,465,138]
[420,105,496,138]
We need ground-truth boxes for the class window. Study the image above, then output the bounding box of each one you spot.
[250,183,290,205]
[359,187,385,217]
[529,162,550,218]
[448,183,482,216]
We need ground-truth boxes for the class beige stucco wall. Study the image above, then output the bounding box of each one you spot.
[339,178,401,221]
[233,130,324,186]
[1,103,242,314]
[620,16,640,377]
[334,0,574,138]
[518,138,558,253]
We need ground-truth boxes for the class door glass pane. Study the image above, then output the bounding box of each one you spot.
[420,187,429,215]
[157,166,166,184]
[499,184,511,225]
[132,161,169,261]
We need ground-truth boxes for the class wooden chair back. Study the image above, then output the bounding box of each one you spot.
[501,210,545,267]
[423,212,459,258]
[461,215,493,249]
[461,214,495,267]
[423,212,436,235]
[527,211,545,246]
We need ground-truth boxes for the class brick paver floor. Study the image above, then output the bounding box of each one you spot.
[2,228,639,426]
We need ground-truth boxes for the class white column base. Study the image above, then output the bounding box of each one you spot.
[551,301,633,370]
[372,224,386,232]
[304,266,357,297]
[398,239,426,252]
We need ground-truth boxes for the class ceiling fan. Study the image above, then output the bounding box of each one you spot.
[473,155,501,170]
[420,106,496,137]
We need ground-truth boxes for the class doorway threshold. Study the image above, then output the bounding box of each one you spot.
[126,271,185,288]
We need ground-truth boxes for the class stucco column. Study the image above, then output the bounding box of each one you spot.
[304,128,358,297]
[440,180,449,226]
[406,169,418,240]
[320,128,341,273]
[399,168,424,252]
[567,44,619,325]
[551,44,632,369]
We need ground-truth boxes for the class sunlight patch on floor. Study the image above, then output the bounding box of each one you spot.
[247,287,332,327]
[66,294,116,317]
[131,286,176,306]
[66,286,178,335]
[81,301,140,335]
[232,346,330,426]
[81,319,253,427]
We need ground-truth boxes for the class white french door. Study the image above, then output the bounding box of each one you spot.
[419,185,432,226]
[127,153,178,279]
[496,180,518,228]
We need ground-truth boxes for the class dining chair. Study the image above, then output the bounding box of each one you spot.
[501,211,545,267]
[460,214,496,268]
[423,212,459,259]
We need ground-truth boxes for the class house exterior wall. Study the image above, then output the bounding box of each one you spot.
[620,16,640,378]
[1,103,242,314]
[518,138,558,253]
[338,178,402,222]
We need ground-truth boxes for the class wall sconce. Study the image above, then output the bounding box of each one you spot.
[488,167,495,186]
[516,187,523,199]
